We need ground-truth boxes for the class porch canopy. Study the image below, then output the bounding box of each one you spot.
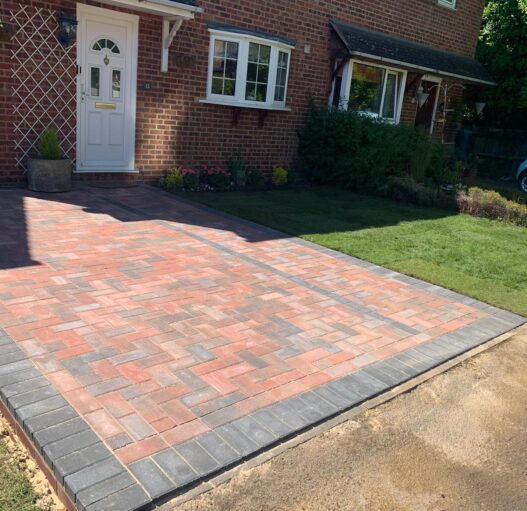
[330,19,495,86]
[100,0,203,71]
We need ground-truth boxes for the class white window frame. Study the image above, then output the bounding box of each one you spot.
[203,29,293,111]
[337,59,407,124]
[438,0,456,9]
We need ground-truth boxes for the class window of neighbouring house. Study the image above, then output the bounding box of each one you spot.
[206,28,293,109]
[343,61,406,122]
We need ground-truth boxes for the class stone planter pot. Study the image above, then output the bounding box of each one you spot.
[27,158,72,193]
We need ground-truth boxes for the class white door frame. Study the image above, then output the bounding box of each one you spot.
[421,74,442,135]
[76,3,139,173]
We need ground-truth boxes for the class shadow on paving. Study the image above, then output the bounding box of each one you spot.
[0,185,456,270]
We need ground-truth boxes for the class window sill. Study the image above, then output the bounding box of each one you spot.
[199,98,291,112]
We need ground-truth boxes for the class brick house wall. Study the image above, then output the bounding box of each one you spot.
[0,0,485,185]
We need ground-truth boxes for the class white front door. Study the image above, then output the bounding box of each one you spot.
[77,4,138,172]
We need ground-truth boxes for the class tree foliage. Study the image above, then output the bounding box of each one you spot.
[476,0,527,127]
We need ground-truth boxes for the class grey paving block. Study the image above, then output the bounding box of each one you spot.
[340,372,386,399]
[215,423,258,457]
[190,392,245,417]
[267,401,310,431]
[33,417,89,452]
[153,448,198,488]
[0,368,40,388]
[285,395,327,425]
[64,457,126,499]
[106,432,133,450]
[324,380,362,406]
[44,429,101,467]
[7,384,56,411]
[54,442,112,484]
[1,376,50,401]
[200,403,245,428]
[230,416,276,449]
[328,376,367,402]
[391,352,433,374]
[85,483,149,511]
[360,364,403,387]
[24,406,78,438]
[0,359,33,376]
[252,408,292,438]
[383,358,419,378]
[16,395,68,422]
[417,341,453,359]
[312,386,351,410]
[197,431,241,466]
[87,376,130,397]
[176,440,221,477]
[0,342,23,356]
[300,391,339,418]
[0,349,26,366]
[76,472,135,511]
[129,458,173,499]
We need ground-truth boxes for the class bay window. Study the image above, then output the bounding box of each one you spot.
[205,27,293,110]
[333,60,406,123]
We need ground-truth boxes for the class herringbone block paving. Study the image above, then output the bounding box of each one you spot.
[0,187,503,467]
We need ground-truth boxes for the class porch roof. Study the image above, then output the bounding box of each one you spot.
[100,0,202,19]
[330,19,495,86]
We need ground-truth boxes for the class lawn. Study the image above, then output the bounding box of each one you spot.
[183,187,527,316]
[0,437,42,511]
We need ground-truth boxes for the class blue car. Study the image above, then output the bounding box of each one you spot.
[518,160,527,193]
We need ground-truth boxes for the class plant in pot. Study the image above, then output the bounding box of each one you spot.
[27,128,72,192]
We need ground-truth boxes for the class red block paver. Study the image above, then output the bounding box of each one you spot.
[0,187,490,466]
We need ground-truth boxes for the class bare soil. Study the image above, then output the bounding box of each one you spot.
[0,412,64,511]
[174,328,527,511]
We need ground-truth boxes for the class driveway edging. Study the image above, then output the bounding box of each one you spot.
[159,324,527,510]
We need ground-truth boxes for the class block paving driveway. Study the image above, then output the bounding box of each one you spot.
[0,186,523,510]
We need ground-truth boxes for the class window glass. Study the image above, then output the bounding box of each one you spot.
[90,67,100,97]
[92,38,120,54]
[274,51,289,102]
[212,40,238,96]
[207,34,291,107]
[245,43,271,102]
[382,73,397,119]
[112,69,121,99]
[350,63,385,115]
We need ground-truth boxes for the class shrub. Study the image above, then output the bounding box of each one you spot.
[246,167,265,187]
[160,167,184,191]
[272,166,288,186]
[385,176,439,207]
[182,167,200,189]
[456,187,527,227]
[226,153,248,188]
[298,105,444,192]
[37,128,62,160]
[201,166,232,190]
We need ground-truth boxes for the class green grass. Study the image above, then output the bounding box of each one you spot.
[182,187,527,316]
[0,437,42,511]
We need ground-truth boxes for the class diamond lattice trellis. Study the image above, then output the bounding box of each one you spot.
[11,4,77,171]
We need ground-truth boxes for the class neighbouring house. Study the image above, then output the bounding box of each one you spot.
[0,0,493,185]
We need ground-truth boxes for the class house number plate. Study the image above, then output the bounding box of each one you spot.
[95,102,116,110]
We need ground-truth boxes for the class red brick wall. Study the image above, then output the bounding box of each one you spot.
[0,0,485,184]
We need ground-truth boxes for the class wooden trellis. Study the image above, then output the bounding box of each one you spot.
[11,4,77,170]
